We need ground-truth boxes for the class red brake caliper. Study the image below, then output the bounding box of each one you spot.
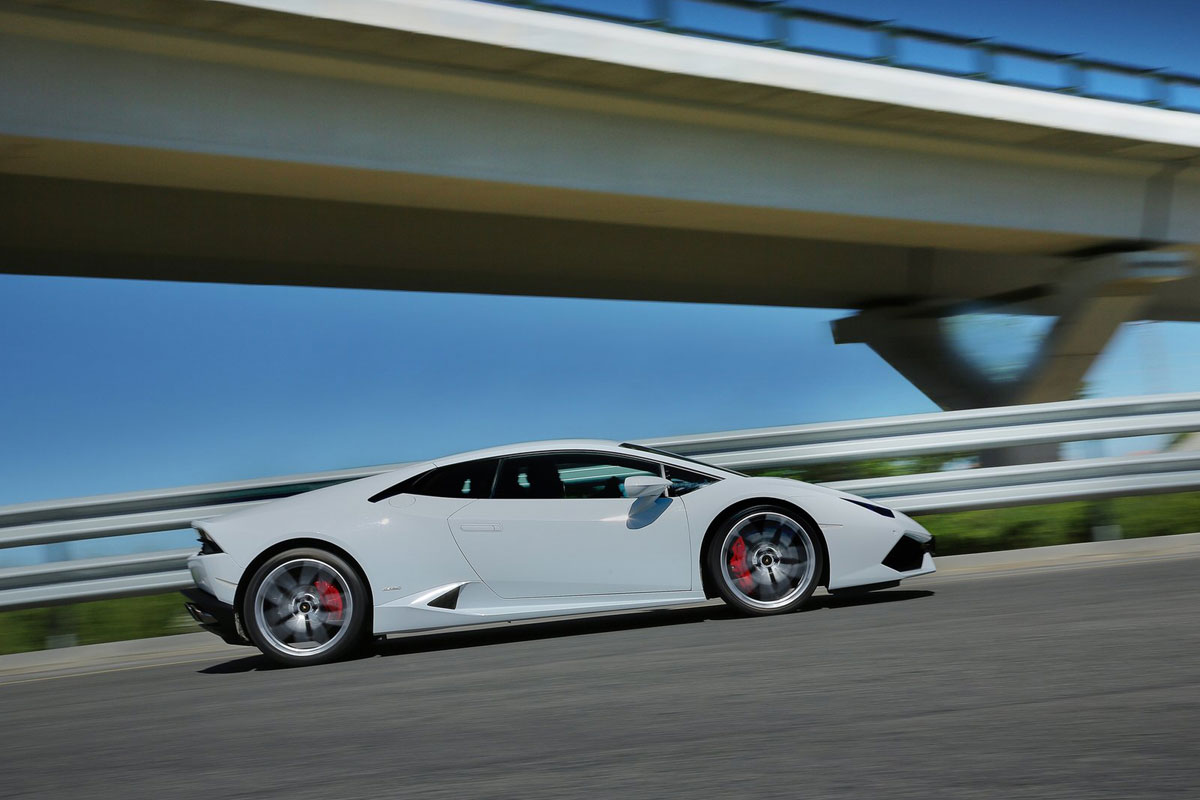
[313,579,344,619]
[729,536,755,592]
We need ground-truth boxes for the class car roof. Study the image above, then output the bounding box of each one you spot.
[428,439,733,475]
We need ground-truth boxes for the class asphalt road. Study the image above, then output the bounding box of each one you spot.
[3,556,1199,800]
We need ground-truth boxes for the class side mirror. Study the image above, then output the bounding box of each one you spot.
[624,475,671,499]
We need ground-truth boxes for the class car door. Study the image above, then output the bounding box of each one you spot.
[448,452,693,598]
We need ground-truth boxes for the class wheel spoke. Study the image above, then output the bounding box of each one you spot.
[774,563,800,584]
[268,615,298,643]
[297,563,318,588]
[759,518,776,541]
[262,588,289,609]
[765,568,781,598]
[309,622,333,644]
[274,572,300,593]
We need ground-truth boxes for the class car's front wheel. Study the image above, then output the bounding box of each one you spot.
[242,547,369,667]
[707,505,824,616]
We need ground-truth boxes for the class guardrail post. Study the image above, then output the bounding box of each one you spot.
[767,5,789,48]
[1088,498,1122,542]
[872,23,896,65]
[972,43,996,81]
[1147,74,1170,108]
[44,603,79,649]
[648,0,671,29]
[1061,60,1085,95]
[41,541,79,647]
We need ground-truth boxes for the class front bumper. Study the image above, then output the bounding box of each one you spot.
[182,588,250,646]
[882,532,936,571]
[823,500,937,590]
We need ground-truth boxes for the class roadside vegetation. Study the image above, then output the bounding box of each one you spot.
[915,492,1200,555]
[0,593,200,656]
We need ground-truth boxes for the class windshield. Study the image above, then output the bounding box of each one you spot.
[618,443,747,477]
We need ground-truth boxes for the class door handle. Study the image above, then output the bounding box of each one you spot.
[459,523,502,532]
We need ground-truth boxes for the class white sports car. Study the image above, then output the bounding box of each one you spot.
[184,440,935,666]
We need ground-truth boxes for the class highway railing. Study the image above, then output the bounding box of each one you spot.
[487,1,1200,113]
[1,392,1198,610]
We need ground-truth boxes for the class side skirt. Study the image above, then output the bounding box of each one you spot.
[372,582,709,635]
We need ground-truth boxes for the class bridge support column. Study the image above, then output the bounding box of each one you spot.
[833,252,1193,466]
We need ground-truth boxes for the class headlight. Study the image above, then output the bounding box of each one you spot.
[844,498,895,518]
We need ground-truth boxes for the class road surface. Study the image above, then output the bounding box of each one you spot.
[3,554,1198,799]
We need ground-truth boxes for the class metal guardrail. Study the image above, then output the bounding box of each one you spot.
[0,550,196,610]
[487,0,1200,113]
[827,452,1200,514]
[1,392,1198,610]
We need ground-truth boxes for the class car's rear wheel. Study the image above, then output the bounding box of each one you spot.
[242,547,368,667]
[707,505,823,616]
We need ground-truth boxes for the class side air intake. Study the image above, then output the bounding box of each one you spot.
[427,585,462,610]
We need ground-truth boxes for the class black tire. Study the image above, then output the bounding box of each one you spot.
[706,504,824,616]
[241,547,369,667]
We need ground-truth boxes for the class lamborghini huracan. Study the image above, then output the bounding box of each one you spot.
[184,440,934,665]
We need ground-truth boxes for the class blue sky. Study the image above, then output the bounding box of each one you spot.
[3,0,1200,523]
[3,275,1198,511]
[0,275,931,504]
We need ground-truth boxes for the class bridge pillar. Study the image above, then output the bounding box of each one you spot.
[833,252,1193,466]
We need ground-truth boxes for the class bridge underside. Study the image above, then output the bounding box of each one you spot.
[4,172,1199,321]
[3,0,1200,433]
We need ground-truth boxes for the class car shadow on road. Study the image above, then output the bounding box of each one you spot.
[815,589,934,610]
[198,588,933,674]
[198,606,732,674]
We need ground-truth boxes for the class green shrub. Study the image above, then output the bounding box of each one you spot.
[0,592,199,656]
[915,492,1200,555]
[914,501,1093,555]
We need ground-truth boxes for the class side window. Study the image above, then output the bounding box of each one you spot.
[665,465,718,496]
[494,453,662,500]
[411,458,499,499]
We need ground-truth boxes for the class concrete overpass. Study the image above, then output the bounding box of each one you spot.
[2,0,1200,419]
